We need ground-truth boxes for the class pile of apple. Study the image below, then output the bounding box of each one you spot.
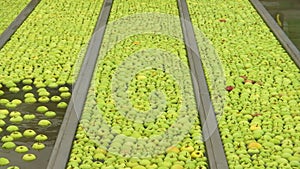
[0,0,103,87]
[0,0,104,168]
[187,0,300,168]
[67,0,208,168]
[0,0,30,35]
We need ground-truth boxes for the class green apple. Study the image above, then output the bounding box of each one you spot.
[24,93,34,98]
[22,79,33,85]
[59,86,69,92]
[132,165,146,169]
[0,109,9,115]
[171,164,184,169]
[36,106,48,113]
[0,119,5,127]
[10,131,23,139]
[50,96,61,102]
[35,134,48,141]
[0,157,9,166]
[1,135,14,142]
[38,96,50,103]
[180,145,195,152]
[93,153,105,160]
[38,120,52,127]
[24,97,37,103]
[10,116,23,123]
[2,141,16,149]
[5,102,17,108]
[60,92,71,98]
[9,111,21,117]
[0,99,9,105]
[191,151,204,158]
[22,154,36,161]
[23,129,36,137]
[9,87,20,93]
[45,111,56,118]
[48,82,58,88]
[6,125,19,132]
[22,85,33,91]
[32,142,45,150]
[57,102,68,108]
[15,146,29,153]
[23,114,36,120]
[38,91,50,97]
[11,99,22,105]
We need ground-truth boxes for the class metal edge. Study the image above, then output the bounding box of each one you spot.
[177,0,229,169]
[0,0,41,49]
[46,1,113,169]
[250,0,300,69]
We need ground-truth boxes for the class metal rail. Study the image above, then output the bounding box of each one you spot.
[46,0,113,169]
[0,0,41,49]
[177,0,229,168]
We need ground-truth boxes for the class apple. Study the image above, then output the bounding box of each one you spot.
[59,86,69,92]
[9,111,21,117]
[38,96,50,103]
[24,93,34,98]
[2,141,16,149]
[225,86,234,92]
[10,116,23,123]
[50,96,61,102]
[32,142,45,150]
[0,109,9,116]
[9,87,20,93]
[15,146,29,153]
[38,91,50,97]
[6,125,19,132]
[24,97,37,103]
[35,134,48,141]
[10,131,23,139]
[36,106,48,113]
[22,79,33,85]
[0,157,9,166]
[191,151,204,158]
[23,114,36,120]
[0,119,6,127]
[1,135,14,142]
[60,92,71,98]
[0,99,9,105]
[57,102,68,108]
[5,102,17,108]
[38,120,52,127]
[22,154,36,161]
[45,111,56,118]
[23,129,36,137]
[22,85,33,91]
